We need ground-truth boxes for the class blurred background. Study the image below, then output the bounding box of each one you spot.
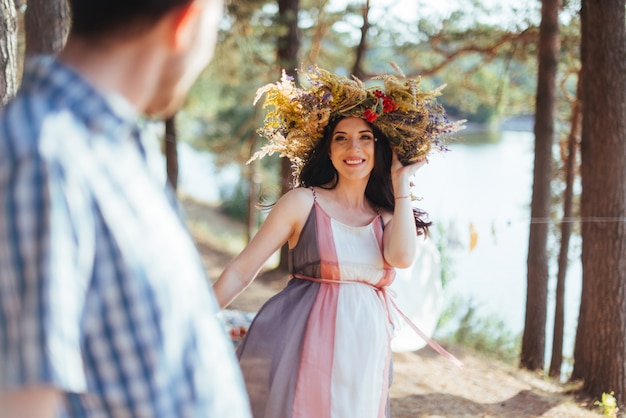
[2,0,600,388]
[160,0,583,378]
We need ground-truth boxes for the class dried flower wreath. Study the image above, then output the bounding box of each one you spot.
[250,64,464,177]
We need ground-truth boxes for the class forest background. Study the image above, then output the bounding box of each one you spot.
[1,0,625,414]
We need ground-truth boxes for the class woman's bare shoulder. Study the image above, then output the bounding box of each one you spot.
[274,187,315,213]
[284,186,315,200]
[274,188,316,248]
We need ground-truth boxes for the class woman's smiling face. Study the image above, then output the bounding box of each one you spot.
[328,117,376,181]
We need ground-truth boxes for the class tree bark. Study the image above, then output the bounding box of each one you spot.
[351,0,370,80]
[24,0,70,55]
[520,0,561,371]
[572,0,626,404]
[165,116,179,191]
[548,75,581,378]
[276,0,300,271]
[0,0,18,104]
[246,142,261,243]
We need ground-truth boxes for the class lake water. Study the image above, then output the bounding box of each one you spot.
[175,129,582,367]
[415,130,581,363]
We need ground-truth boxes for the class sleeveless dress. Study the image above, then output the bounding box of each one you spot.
[236,192,396,418]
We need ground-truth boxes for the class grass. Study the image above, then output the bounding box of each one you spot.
[436,295,522,365]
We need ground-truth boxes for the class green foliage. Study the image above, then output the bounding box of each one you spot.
[431,224,455,289]
[595,392,619,418]
[182,0,568,157]
[220,178,248,221]
[184,0,582,144]
[181,0,280,162]
[217,158,282,222]
[437,296,521,364]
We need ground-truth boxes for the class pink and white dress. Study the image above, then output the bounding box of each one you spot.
[237,191,396,418]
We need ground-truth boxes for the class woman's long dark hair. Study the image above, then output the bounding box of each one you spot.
[298,118,431,235]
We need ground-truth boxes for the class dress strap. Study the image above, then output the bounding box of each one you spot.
[310,186,317,202]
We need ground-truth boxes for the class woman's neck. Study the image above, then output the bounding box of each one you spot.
[326,178,372,212]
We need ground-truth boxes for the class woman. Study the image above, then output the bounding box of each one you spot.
[213,66,463,418]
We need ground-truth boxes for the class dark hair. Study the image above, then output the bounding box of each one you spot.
[68,0,193,39]
[298,118,431,235]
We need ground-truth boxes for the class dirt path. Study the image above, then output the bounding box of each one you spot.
[183,197,601,418]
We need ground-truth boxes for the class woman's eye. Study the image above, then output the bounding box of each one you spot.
[361,135,373,141]
[334,136,346,141]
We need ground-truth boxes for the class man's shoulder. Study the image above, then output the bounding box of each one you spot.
[0,92,87,161]
[0,56,95,143]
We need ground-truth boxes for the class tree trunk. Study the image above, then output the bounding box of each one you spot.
[520,0,561,371]
[0,0,18,104]
[548,75,581,379]
[245,106,261,244]
[276,0,300,271]
[24,0,70,55]
[306,0,330,64]
[572,0,626,404]
[351,0,370,80]
[246,140,261,243]
[164,116,179,191]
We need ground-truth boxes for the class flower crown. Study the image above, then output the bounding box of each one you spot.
[250,64,464,176]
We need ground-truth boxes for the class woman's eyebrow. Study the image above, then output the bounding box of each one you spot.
[333,129,373,135]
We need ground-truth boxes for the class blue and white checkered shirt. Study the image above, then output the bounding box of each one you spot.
[0,56,252,417]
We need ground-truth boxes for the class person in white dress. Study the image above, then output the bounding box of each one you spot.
[213,66,463,418]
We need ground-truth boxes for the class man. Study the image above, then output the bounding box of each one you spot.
[0,1,252,417]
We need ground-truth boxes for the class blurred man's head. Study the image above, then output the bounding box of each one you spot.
[67,0,224,117]
[68,0,200,40]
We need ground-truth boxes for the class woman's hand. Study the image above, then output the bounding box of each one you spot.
[390,152,427,197]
